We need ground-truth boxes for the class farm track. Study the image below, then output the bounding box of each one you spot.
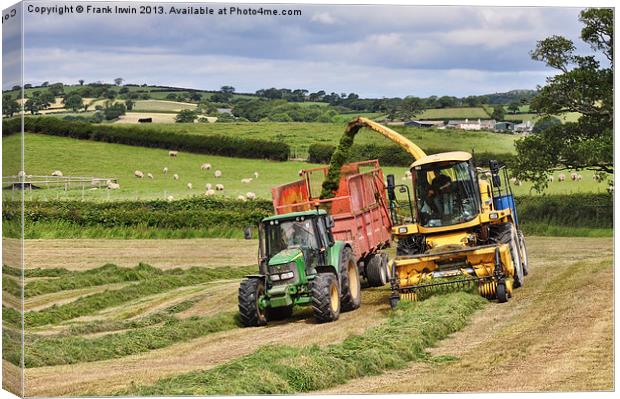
[15,236,614,396]
[22,238,258,270]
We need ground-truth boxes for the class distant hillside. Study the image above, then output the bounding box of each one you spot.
[483,89,538,105]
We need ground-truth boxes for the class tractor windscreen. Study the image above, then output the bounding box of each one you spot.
[265,219,319,258]
[413,161,480,228]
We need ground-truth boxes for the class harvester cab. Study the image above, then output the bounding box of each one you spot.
[238,210,361,326]
[388,152,528,307]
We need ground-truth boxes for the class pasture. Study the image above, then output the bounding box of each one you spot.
[2,133,607,202]
[417,107,490,119]
[132,100,197,113]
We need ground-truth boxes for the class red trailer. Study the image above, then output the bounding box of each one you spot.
[272,160,393,286]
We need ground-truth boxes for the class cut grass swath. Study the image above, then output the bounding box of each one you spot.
[117,292,486,395]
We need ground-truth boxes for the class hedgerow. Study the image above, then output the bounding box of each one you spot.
[2,117,290,161]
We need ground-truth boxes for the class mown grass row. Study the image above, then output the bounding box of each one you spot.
[117,292,486,395]
[6,311,240,368]
[2,264,257,328]
[3,264,72,278]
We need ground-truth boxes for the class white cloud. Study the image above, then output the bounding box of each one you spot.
[311,12,336,25]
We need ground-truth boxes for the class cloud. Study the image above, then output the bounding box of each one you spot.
[311,12,336,25]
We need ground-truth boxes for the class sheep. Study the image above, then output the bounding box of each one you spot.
[147,173,154,179]
[593,173,604,183]
[571,172,578,181]
[241,178,253,184]
[205,183,213,190]
[237,195,247,202]
[173,174,179,180]
[134,170,144,178]
[214,170,222,178]
[167,195,174,202]
[558,173,565,182]
[163,167,168,174]
[215,183,224,191]
[246,192,256,200]
[254,172,259,179]
[51,170,63,177]
[107,182,120,190]
[169,151,178,157]
[18,171,26,178]
[298,169,303,176]
[576,174,583,181]
[201,163,212,170]
[204,189,215,196]
[187,182,193,190]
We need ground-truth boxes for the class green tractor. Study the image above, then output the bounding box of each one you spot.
[238,210,361,326]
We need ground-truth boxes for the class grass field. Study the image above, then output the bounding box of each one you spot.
[1,236,611,396]
[417,107,490,119]
[132,100,197,112]
[2,133,606,202]
[114,121,521,158]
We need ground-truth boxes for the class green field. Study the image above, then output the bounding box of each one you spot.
[417,107,490,120]
[132,100,197,112]
[2,132,606,202]
[115,122,520,158]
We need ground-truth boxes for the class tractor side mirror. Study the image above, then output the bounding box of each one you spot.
[387,174,396,201]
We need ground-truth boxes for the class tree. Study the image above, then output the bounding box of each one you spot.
[114,77,124,86]
[41,81,49,87]
[103,102,126,120]
[78,80,85,86]
[166,93,178,101]
[48,83,64,97]
[189,93,202,102]
[532,116,561,134]
[2,95,20,117]
[397,96,424,121]
[64,94,84,111]
[491,106,505,121]
[220,85,235,94]
[176,109,198,123]
[507,102,520,114]
[514,8,613,191]
[24,98,39,115]
[125,99,135,111]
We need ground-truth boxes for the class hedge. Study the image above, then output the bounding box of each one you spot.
[308,142,515,167]
[2,117,290,161]
[4,197,273,230]
[515,193,612,229]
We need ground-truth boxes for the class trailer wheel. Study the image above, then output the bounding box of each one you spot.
[312,272,341,323]
[340,247,361,311]
[366,255,387,287]
[238,278,267,327]
[266,305,293,321]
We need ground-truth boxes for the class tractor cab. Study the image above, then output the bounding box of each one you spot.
[411,152,481,228]
[258,210,335,281]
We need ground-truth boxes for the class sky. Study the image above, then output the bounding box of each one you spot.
[3,1,592,97]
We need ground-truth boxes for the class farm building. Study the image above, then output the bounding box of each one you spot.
[514,120,535,133]
[404,120,446,128]
[447,118,495,131]
[495,121,514,132]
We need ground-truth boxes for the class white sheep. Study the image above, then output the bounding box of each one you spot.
[205,189,215,196]
[214,170,222,178]
[254,172,259,179]
[163,167,168,174]
[169,151,178,157]
[558,173,565,182]
[187,182,193,190]
[18,171,26,178]
[593,173,604,183]
[173,174,179,180]
[215,183,224,191]
[201,163,212,170]
[167,195,174,201]
[107,182,120,190]
[576,174,583,181]
[570,172,578,181]
[246,192,256,200]
[51,170,63,177]
[237,195,247,202]
[147,173,154,179]
[298,169,303,176]
[205,183,212,190]
[134,170,144,178]
[241,178,253,184]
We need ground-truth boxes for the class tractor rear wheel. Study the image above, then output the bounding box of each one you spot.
[266,305,293,321]
[366,254,388,287]
[238,278,267,327]
[311,272,341,323]
[340,247,361,311]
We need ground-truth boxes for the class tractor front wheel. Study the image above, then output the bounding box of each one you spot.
[312,272,341,323]
[340,246,361,311]
[238,278,267,327]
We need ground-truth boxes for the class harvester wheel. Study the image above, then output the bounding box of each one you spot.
[340,247,361,311]
[496,281,508,303]
[312,272,341,323]
[238,278,267,327]
[366,254,388,287]
[497,223,524,289]
[266,305,294,321]
[518,230,529,276]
